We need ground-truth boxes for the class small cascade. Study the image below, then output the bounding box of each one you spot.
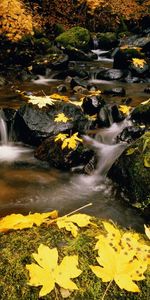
[32,73,60,85]
[0,114,33,162]
[92,49,114,62]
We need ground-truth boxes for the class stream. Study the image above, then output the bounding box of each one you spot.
[0,53,149,232]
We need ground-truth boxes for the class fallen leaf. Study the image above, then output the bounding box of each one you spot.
[144,225,150,240]
[141,99,150,105]
[54,133,68,142]
[26,244,82,297]
[132,58,146,69]
[54,113,71,123]
[0,211,58,232]
[50,93,69,102]
[144,156,150,168]
[56,213,92,237]
[28,95,55,108]
[61,133,82,150]
[126,148,136,155]
[119,105,131,115]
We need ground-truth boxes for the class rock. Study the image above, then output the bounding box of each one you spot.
[70,76,87,89]
[82,95,105,116]
[32,53,68,75]
[131,100,150,125]
[144,86,150,94]
[96,32,119,50]
[113,46,145,69]
[97,68,125,81]
[110,104,125,123]
[51,54,69,70]
[13,101,90,146]
[109,132,150,212]
[34,136,94,170]
[117,125,145,143]
[129,59,149,77]
[103,87,126,97]
[55,26,91,50]
[132,36,150,58]
[56,84,67,93]
[64,47,94,61]
[97,106,112,127]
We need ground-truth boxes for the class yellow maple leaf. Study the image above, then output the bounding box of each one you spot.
[144,225,150,240]
[54,133,68,142]
[119,105,132,115]
[26,244,82,297]
[126,148,137,155]
[0,211,58,232]
[54,113,71,123]
[62,133,83,150]
[132,58,146,69]
[56,213,92,237]
[90,240,147,292]
[50,93,69,102]
[28,95,55,108]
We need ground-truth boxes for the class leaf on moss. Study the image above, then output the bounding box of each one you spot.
[26,244,82,297]
[0,211,58,232]
[56,213,92,237]
[54,113,71,123]
[144,156,150,168]
[144,225,150,240]
[126,148,137,155]
[28,95,55,108]
[119,105,131,115]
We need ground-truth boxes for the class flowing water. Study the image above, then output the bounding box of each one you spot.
[0,54,149,231]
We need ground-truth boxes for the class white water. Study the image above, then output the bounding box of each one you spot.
[32,74,60,85]
[92,49,114,62]
[0,116,33,162]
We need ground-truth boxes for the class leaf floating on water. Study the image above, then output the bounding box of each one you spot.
[26,244,82,297]
[56,213,92,237]
[54,113,71,123]
[28,95,55,108]
[119,105,131,115]
[0,211,58,232]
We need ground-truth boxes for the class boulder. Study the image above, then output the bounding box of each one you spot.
[82,95,105,116]
[131,100,150,125]
[55,26,91,50]
[97,68,125,81]
[96,32,119,50]
[109,132,150,213]
[103,87,126,97]
[113,46,145,69]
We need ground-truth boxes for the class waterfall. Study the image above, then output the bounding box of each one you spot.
[0,117,8,145]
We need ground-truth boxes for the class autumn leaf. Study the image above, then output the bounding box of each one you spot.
[62,133,83,150]
[56,213,92,237]
[144,225,150,240]
[132,58,146,69]
[26,244,82,297]
[91,236,147,292]
[95,221,121,251]
[0,211,58,232]
[54,113,71,123]
[54,133,68,142]
[119,105,132,115]
[141,99,150,105]
[144,156,150,168]
[50,93,69,102]
[126,148,137,155]
[28,95,55,108]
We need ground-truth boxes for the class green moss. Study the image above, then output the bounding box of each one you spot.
[55,27,90,50]
[0,219,149,300]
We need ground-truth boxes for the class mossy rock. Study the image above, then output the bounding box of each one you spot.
[110,132,150,211]
[0,217,149,300]
[97,32,118,50]
[131,100,150,125]
[55,27,90,50]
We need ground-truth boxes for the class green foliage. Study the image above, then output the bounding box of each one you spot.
[55,26,90,50]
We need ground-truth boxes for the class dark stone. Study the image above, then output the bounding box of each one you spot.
[131,101,150,125]
[110,104,125,123]
[13,101,90,146]
[117,126,145,143]
[56,84,67,93]
[144,87,150,94]
[70,76,87,90]
[97,68,125,81]
[64,47,93,61]
[34,136,94,170]
[51,54,69,70]
[82,95,105,116]
[96,32,119,50]
[97,106,111,127]
[113,47,144,69]
[103,87,126,97]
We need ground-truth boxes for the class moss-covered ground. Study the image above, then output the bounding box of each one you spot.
[0,217,150,300]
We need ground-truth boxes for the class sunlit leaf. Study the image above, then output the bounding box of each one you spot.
[144,156,150,168]
[26,244,82,297]
[0,211,58,232]
[141,99,150,105]
[28,95,55,108]
[132,58,146,69]
[61,133,83,150]
[50,93,69,102]
[56,213,92,237]
[119,105,131,114]
[54,133,68,142]
[144,225,150,240]
[126,148,136,155]
[54,113,71,123]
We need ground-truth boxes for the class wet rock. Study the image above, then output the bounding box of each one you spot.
[34,136,94,170]
[70,76,87,89]
[144,86,150,94]
[64,47,94,61]
[97,68,125,81]
[110,104,125,123]
[13,101,90,146]
[103,87,126,97]
[82,95,105,116]
[113,47,144,69]
[96,32,119,50]
[32,53,68,75]
[131,101,150,125]
[109,132,150,213]
[117,125,145,143]
[55,26,91,51]
[129,59,149,77]
[132,36,150,58]
[73,86,87,94]
[51,54,69,70]
[56,84,67,93]
[97,106,112,127]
